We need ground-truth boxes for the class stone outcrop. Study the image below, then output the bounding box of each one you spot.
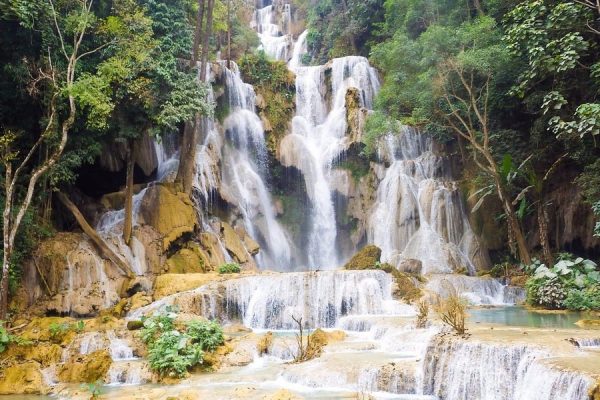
[343,245,382,270]
[0,362,49,395]
[153,273,220,299]
[165,244,210,273]
[58,349,112,383]
[221,222,250,264]
[138,183,198,251]
[17,234,127,316]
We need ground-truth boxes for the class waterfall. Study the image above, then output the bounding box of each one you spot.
[368,128,484,274]
[216,61,294,269]
[254,4,291,61]
[421,335,596,400]
[280,54,380,269]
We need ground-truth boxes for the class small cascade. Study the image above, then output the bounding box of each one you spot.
[572,337,600,348]
[368,128,485,274]
[219,270,404,329]
[281,54,380,268]
[425,274,525,305]
[107,330,136,361]
[513,361,596,400]
[106,360,151,386]
[254,4,291,61]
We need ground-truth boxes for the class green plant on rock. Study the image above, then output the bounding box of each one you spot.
[1,321,31,352]
[218,263,241,274]
[147,330,204,377]
[186,320,225,352]
[80,380,104,399]
[141,308,177,345]
[524,254,600,310]
[593,201,600,238]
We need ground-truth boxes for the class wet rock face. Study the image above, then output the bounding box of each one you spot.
[58,349,112,383]
[0,362,49,395]
[343,245,382,270]
[138,183,198,251]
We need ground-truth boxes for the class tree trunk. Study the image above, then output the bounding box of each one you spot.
[123,140,135,246]
[175,0,214,195]
[496,179,531,265]
[227,0,232,68]
[0,250,11,320]
[56,192,134,278]
[471,0,484,16]
[191,0,206,67]
[537,202,553,266]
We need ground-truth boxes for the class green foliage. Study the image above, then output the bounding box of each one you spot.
[80,380,104,399]
[218,263,241,274]
[238,51,295,152]
[186,320,225,352]
[593,201,600,238]
[362,111,399,156]
[0,321,30,353]
[297,0,385,63]
[140,308,223,377]
[147,330,204,377]
[48,321,83,341]
[141,308,177,345]
[524,254,600,310]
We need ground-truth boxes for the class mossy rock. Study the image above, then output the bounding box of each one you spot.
[343,245,382,270]
[257,331,273,355]
[390,270,423,303]
[58,349,112,383]
[0,362,49,395]
[166,244,209,273]
[3,342,62,367]
[138,184,197,251]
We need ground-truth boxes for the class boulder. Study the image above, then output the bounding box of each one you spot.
[397,258,423,275]
[343,245,381,270]
[153,273,220,299]
[3,342,62,367]
[221,222,248,263]
[0,362,49,395]
[58,349,112,383]
[138,184,197,251]
[257,331,273,355]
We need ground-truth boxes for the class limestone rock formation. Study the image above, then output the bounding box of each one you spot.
[221,222,250,263]
[343,245,382,270]
[138,183,198,251]
[0,362,49,395]
[165,244,210,273]
[153,273,220,299]
[58,349,112,383]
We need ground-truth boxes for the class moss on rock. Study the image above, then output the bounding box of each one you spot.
[153,273,220,299]
[58,349,112,383]
[343,245,382,270]
[0,362,49,395]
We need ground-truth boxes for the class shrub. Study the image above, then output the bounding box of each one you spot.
[141,308,225,377]
[186,320,224,352]
[48,320,85,342]
[1,321,31,352]
[147,330,204,377]
[141,308,177,345]
[524,254,600,310]
[218,263,241,274]
[415,300,429,329]
[563,285,600,311]
[433,286,467,335]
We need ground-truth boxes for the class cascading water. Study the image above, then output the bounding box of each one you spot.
[368,127,485,275]
[216,61,295,269]
[280,51,380,268]
[253,4,291,61]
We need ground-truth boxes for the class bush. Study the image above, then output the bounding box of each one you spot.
[48,321,83,342]
[141,309,225,377]
[218,263,241,274]
[147,330,204,377]
[186,320,224,352]
[524,254,600,310]
[1,321,31,352]
[564,285,600,311]
[433,292,467,335]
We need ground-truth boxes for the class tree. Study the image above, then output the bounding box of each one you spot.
[1,0,99,319]
[436,57,532,264]
[176,0,215,196]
